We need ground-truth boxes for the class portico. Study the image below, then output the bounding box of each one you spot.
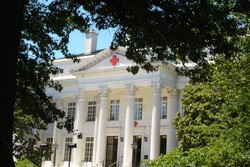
[50,84,180,167]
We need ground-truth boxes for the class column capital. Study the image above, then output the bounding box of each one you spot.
[151,83,162,95]
[125,85,138,96]
[55,98,64,109]
[76,89,88,99]
[167,89,180,99]
[99,87,110,97]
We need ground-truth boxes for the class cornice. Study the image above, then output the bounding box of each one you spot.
[159,63,178,77]
[74,66,129,77]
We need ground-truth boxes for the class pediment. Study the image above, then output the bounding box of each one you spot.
[88,53,133,70]
[71,47,134,73]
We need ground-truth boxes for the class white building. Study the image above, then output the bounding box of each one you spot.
[40,30,188,167]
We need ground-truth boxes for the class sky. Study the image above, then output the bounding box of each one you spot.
[56,28,116,58]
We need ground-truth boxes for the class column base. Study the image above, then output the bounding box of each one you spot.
[122,163,132,167]
[72,162,81,167]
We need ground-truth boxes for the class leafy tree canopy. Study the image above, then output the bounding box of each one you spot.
[80,0,249,75]
[14,0,86,161]
[24,0,250,75]
[142,37,250,166]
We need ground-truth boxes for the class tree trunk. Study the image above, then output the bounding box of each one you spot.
[0,0,24,166]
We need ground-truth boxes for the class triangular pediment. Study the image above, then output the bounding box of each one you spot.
[71,47,134,73]
[88,53,133,70]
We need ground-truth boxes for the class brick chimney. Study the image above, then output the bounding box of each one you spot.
[85,29,98,54]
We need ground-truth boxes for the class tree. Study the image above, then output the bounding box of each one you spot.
[80,0,250,76]
[0,0,90,164]
[0,0,24,166]
[15,159,36,167]
[31,0,250,76]
[142,38,250,166]
[13,0,87,163]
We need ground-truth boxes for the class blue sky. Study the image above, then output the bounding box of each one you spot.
[56,28,116,58]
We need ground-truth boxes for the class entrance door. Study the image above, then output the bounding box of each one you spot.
[160,135,167,155]
[132,136,141,167]
[106,136,118,167]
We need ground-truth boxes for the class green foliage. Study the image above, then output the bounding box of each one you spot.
[14,0,82,162]
[80,0,250,75]
[24,0,249,76]
[15,159,36,167]
[176,54,250,150]
[143,138,250,167]
[143,47,250,166]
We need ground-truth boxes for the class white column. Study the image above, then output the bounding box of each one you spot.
[150,83,161,159]
[72,90,87,166]
[123,85,137,167]
[167,89,179,152]
[177,90,183,147]
[179,90,184,118]
[51,98,63,167]
[93,101,100,165]
[95,88,109,166]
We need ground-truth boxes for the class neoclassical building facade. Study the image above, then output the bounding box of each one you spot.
[40,31,188,167]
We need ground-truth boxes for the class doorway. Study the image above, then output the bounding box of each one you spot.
[106,136,118,167]
[160,135,167,155]
[132,136,141,167]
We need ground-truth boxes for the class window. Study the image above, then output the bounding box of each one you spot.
[109,100,120,121]
[64,137,73,161]
[84,137,94,162]
[45,137,53,161]
[161,97,167,119]
[87,101,96,122]
[134,98,143,120]
[67,102,76,121]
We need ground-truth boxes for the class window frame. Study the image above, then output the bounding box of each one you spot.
[63,137,73,161]
[161,96,167,119]
[134,98,143,120]
[86,101,97,122]
[109,99,120,121]
[84,137,94,162]
[67,102,76,121]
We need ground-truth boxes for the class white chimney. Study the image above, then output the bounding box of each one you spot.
[85,29,98,54]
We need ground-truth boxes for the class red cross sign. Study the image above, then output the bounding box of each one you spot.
[134,121,138,127]
[110,55,119,66]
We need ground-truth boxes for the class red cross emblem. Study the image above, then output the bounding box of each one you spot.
[110,55,119,66]
[134,121,138,127]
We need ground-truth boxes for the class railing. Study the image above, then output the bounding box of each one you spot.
[92,161,104,167]
[108,161,119,167]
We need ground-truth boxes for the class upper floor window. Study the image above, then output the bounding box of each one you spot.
[109,100,120,121]
[67,102,76,121]
[161,97,167,119]
[64,137,73,161]
[134,98,143,120]
[87,101,96,122]
[84,137,94,162]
